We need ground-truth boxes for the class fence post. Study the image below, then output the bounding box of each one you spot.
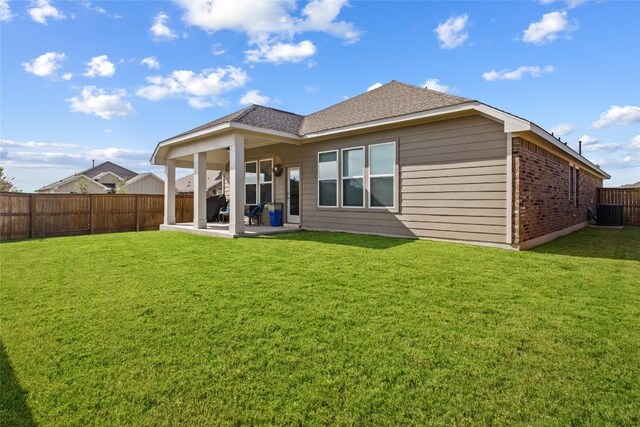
[29,194,36,238]
[90,195,95,235]
[136,194,140,231]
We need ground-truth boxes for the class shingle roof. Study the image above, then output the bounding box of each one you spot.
[80,161,138,181]
[163,81,473,140]
[175,170,223,193]
[300,81,472,134]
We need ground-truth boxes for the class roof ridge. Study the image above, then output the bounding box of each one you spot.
[250,104,304,117]
[231,105,257,122]
[391,80,473,103]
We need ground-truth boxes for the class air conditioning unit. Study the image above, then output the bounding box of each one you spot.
[597,204,623,227]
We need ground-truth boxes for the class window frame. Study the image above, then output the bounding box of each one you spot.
[244,160,258,205]
[340,146,365,208]
[575,167,580,207]
[368,141,397,210]
[258,158,274,204]
[317,149,339,208]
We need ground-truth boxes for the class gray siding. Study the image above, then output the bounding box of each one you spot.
[238,114,508,244]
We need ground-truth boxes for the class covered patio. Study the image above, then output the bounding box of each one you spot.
[150,114,303,238]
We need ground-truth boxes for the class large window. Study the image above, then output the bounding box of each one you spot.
[342,147,364,207]
[259,159,273,203]
[369,142,396,208]
[245,161,257,205]
[318,151,338,207]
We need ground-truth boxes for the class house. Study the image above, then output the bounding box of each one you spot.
[150,81,610,250]
[175,170,223,197]
[620,181,640,188]
[37,161,164,194]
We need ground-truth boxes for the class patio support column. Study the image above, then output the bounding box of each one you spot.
[164,159,176,225]
[229,134,245,235]
[193,152,207,229]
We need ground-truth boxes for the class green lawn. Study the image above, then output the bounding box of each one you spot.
[1,227,639,426]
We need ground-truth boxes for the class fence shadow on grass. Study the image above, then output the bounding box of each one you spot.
[532,226,640,262]
[0,342,37,427]
[263,230,415,250]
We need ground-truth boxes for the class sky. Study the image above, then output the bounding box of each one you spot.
[1,0,639,192]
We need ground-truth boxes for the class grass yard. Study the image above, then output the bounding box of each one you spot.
[1,227,639,426]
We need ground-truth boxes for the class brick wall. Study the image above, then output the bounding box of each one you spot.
[512,137,602,244]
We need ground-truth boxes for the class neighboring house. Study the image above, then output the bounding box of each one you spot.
[37,161,164,194]
[620,181,640,188]
[151,81,610,250]
[175,171,223,197]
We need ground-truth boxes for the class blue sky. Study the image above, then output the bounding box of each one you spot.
[1,0,639,191]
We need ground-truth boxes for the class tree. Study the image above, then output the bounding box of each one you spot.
[0,166,20,192]
[75,180,89,194]
[115,179,127,194]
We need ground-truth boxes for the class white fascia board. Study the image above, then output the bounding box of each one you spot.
[473,104,531,132]
[529,123,610,179]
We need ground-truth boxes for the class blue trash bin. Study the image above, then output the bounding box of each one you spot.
[269,203,283,226]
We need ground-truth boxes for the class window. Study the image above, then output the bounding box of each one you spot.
[318,151,338,207]
[369,142,396,208]
[575,169,580,206]
[342,147,364,207]
[245,161,257,205]
[569,165,574,201]
[259,159,273,203]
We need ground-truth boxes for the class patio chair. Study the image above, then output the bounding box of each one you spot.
[218,203,230,223]
[245,202,266,225]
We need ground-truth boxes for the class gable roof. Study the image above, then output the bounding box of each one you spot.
[164,81,470,140]
[36,173,110,192]
[122,172,164,187]
[37,161,140,192]
[80,161,138,181]
[175,171,222,193]
[153,80,609,179]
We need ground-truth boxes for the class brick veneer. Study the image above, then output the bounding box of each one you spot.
[512,137,602,244]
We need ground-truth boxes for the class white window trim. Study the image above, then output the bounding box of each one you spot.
[340,146,365,208]
[258,158,274,204]
[368,141,397,210]
[244,160,258,205]
[317,150,339,208]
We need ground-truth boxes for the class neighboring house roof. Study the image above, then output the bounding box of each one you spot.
[175,171,222,193]
[81,161,138,181]
[36,174,110,193]
[122,172,164,187]
[152,80,610,179]
[93,171,123,181]
[37,161,139,192]
[620,181,640,188]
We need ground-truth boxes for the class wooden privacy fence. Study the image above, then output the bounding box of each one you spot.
[597,187,640,226]
[0,193,194,241]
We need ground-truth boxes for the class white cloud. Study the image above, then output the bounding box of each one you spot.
[1,0,13,21]
[212,43,226,56]
[630,135,640,151]
[136,66,249,109]
[297,0,361,44]
[434,15,469,49]
[550,122,574,136]
[61,72,73,80]
[2,147,149,168]
[245,40,317,64]
[582,142,622,152]
[579,134,598,146]
[151,12,178,40]
[523,11,576,45]
[83,55,116,78]
[174,0,360,63]
[239,89,271,105]
[28,0,65,25]
[592,106,640,129]
[103,129,113,134]
[423,78,450,93]
[0,139,78,149]
[22,52,66,77]
[67,86,134,119]
[566,0,586,9]
[141,56,160,69]
[367,82,383,92]
[482,65,554,81]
